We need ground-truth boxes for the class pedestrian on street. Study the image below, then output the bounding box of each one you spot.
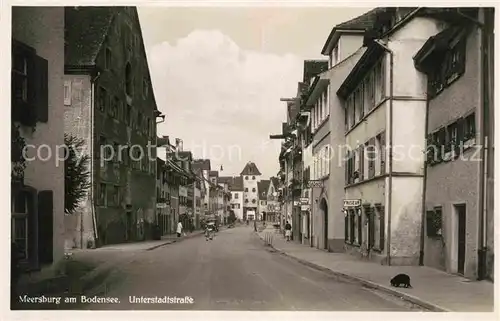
[285,221,292,241]
[176,221,183,238]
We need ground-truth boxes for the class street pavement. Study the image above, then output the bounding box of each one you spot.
[77,226,423,311]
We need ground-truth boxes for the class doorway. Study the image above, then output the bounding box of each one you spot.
[320,198,328,250]
[456,204,466,275]
[126,211,133,241]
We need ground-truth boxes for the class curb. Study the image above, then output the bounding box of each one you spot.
[257,233,450,312]
[146,229,221,251]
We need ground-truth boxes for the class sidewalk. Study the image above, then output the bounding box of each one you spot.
[258,227,494,312]
[16,230,208,301]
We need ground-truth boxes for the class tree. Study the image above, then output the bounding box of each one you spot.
[64,134,91,214]
[228,210,236,224]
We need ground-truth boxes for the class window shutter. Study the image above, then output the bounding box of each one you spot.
[380,132,386,174]
[345,151,349,185]
[357,209,363,244]
[38,190,54,264]
[369,138,376,178]
[25,188,38,268]
[456,118,465,152]
[359,145,364,181]
[379,206,385,252]
[34,54,49,123]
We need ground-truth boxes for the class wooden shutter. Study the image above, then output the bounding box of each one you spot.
[345,151,349,185]
[38,190,54,264]
[359,145,364,181]
[456,118,465,154]
[344,213,349,242]
[34,54,48,123]
[368,138,376,178]
[379,206,385,252]
[380,132,386,174]
[357,209,363,244]
[25,188,38,269]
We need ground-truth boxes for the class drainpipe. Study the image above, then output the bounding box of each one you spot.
[476,8,488,281]
[373,39,394,266]
[419,81,430,266]
[90,71,101,248]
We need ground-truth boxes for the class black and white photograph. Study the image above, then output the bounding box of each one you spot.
[6,1,497,317]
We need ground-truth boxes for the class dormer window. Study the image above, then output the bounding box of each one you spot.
[330,44,339,68]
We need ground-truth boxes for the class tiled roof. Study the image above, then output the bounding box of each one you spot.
[270,177,280,189]
[193,159,211,171]
[65,7,117,66]
[257,180,270,200]
[303,60,329,84]
[320,8,380,55]
[230,176,244,191]
[217,176,244,191]
[240,162,262,176]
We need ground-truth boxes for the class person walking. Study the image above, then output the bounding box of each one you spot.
[285,221,292,241]
[176,221,183,238]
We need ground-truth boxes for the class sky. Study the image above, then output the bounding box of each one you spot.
[138,6,371,179]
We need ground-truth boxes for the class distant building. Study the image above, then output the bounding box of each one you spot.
[241,162,262,220]
[257,180,270,220]
[219,176,244,221]
[64,7,159,246]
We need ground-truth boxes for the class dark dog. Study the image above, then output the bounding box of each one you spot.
[390,273,412,288]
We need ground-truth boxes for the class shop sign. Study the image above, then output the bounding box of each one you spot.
[343,199,361,208]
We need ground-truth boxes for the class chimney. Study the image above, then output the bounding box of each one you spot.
[175,138,183,152]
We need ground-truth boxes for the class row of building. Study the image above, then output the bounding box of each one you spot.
[10,6,283,274]
[271,7,494,281]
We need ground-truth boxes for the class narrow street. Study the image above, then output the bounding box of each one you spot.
[77,227,421,311]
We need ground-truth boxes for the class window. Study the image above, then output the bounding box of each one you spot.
[252,176,256,180]
[364,73,375,112]
[98,87,107,112]
[234,193,239,199]
[252,188,256,192]
[64,80,72,106]
[349,210,355,243]
[98,183,107,206]
[344,211,349,242]
[377,132,386,175]
[105,47,112,70]
[426,207,443,237]
[252,199,256,204]
[12,41,49,125]
[428,37,466,99]
[355,86,364,121]
[367,139,376,179]
[445,122,458,154]
[464,113,476,142]
[125,62,133,97]
[245,176,249,180]
[435,127,446,162]
[113,186,120,206]
[245,199,249,203]
[374,59,385,104]
[244,188,248,192]
[137,112,143,133]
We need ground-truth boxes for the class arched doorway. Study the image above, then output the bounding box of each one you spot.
[320,198,328,250]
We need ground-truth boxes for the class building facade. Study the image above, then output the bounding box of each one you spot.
[11,6,65,270]
[241,162,262,220]
[414,8,495,280]
[64,7,158,246]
